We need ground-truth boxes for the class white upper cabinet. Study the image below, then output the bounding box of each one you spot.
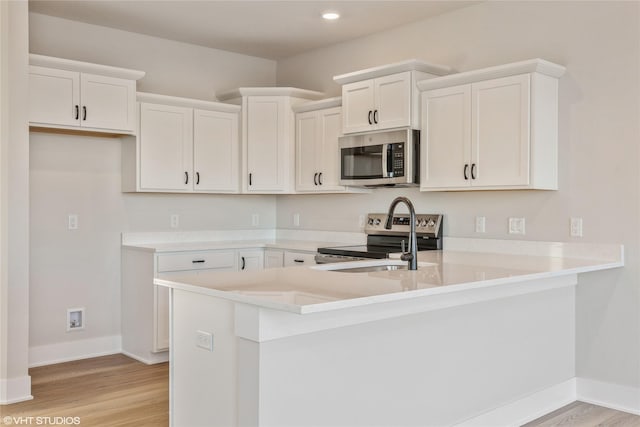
[217,87,325,194]
[334,60,452,135]
[419,59,566,191]
[29,66,80,127]
[472,75,531,188]
[341,79,376,134]
[193,109,240,193]
[294,98,349,192]
[122,93,241,194]
[139,102,193,192]
[28,55,144,134]
[246,96,289,192]
[421,84,472,189]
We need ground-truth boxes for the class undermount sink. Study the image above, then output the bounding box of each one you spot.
[314,260,431,273]
[328,264,407,273]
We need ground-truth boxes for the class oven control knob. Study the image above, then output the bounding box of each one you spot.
[427,219,436,227]
[368,218,374,225]
[419,219,428,227]
[374,218,381,226]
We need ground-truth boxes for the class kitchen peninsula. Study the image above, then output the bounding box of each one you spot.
[156,238,623,427]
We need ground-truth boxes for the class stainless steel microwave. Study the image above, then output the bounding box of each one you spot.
[339,128,420,187]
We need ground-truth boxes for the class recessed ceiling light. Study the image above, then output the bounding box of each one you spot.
[322,12,340,20]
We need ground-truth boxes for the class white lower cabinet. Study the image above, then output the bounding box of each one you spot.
[283,250,317,267]
[264,249,284,269]
[238,250,264,271]
[122,246,263,363]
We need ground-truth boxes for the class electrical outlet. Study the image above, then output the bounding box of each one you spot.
[475,216,486,233]
[293,213,300,227]
[196,330,213,351]
[68,214,78,230]
[170,214,179,228]
[252,213,259,227]
[67,308,85,332]
[508,217,526,235]
[570,217,583,237]
[358,215,365,228]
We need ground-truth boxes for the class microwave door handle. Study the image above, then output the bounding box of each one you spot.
[386,144,393,177]
[381,145,388,178]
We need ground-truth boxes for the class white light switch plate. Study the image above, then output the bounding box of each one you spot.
[570,217,583,237]
[252,213,259,227]
[170,214,179,229]
[68,214,78,230]
[475,216,486,233]
[293,213,300,227]
[196,330,213,351]
[508,217,526,235]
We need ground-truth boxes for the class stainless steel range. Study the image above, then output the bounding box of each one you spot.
[315,213,443,264]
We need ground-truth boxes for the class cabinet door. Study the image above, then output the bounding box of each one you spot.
[295,111,319,191]
[283,251,317,267]
[139,103,193,191]
[317,107,344,190]
[246,97,288,192]
[374,72,411,130]
[472,74,530,187]
[154,285,170,352]
[421,84,472,190]
[238,250,264,272]
[193,109,239,193]
[29,66,80,127]
[342,80,375,134]
[264,250,284,269]
[80,73,136,132]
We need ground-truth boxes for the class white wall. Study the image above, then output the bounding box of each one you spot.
[0,0,31,404]
[29,13,276,100]
[27,14,277,364]
[276,1,640,391]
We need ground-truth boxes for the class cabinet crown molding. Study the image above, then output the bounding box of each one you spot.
[216,87,324,101]
[136,92,241,112]
[333,59,453,85]
[29,54,145,81]
[292,97,342,113]
[417,58,566,91]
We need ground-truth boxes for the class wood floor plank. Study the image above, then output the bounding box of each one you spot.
[0,354,168,426]
[1,354,638,426]
[524,402,640,427]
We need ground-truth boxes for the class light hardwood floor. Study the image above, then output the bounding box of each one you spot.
[0,354,638,426]
[0,354,168,426]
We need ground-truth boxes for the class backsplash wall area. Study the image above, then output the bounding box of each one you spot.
[276,1,640,392]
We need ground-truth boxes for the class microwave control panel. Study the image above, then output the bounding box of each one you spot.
[389,143,404,177]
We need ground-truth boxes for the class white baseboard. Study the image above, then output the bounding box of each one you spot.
[454,379,576,426]
[121,350,169,365]
[577,377,640,415]
[0,375,33,404]
[29,335,122,368]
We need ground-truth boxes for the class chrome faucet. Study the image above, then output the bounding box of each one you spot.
[385,196,418,270]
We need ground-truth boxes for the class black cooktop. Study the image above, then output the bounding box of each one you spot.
[317,245,394,259]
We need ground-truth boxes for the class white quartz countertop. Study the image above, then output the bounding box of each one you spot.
[155,242,624,315]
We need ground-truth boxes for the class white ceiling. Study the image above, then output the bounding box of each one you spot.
[29,1,478,60]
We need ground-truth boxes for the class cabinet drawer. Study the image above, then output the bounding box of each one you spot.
[283,251,317,267]
[157,251,236,273]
